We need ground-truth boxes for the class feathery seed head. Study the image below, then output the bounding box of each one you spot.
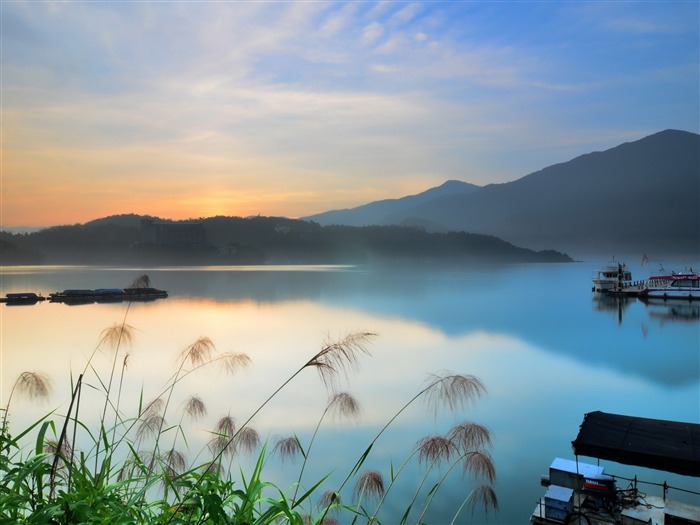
[235,426,260,454]
[273,436,303,463]
[137,414,165,441]
[44,438,73,470]
[463,450,496,483]
[417,434,456,466]
[448,422,492,453]
[100,323,135,352]
[141,398,165,418]
[130,274,151,289]
[164,448,187,478]
[13,371,52,401]
[214,415,236,437]
[353,470,385,501]
[183,395,207,420]
[467,484,499,516]
[305,332,377,389]
[424,373,486,414]
[209,416,237,457]
[220,352,251,375]
[179,337,215,366]
[317,490,341,510]
[327,392,361,421]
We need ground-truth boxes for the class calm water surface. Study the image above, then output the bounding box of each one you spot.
[1,262,698,524]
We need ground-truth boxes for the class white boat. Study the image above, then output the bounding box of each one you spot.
[638,270,699,301]
[531,411,700,525]
[592,261,632,293]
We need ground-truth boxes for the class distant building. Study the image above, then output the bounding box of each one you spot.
[140,219,207,247]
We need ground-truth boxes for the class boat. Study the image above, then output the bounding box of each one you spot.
[592,260,633,294]
[531,411,700,525]
[638,270,699,301]
[0,292,46,305]
[49,287,168,304]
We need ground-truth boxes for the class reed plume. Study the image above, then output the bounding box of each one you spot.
[96,319,135,476]
[9,371,52,401]
[208,415,237,460]
[137,414,166,442]
[417,435,455,466]
[163,448,187,479]
[353,470,385,501]
[317,490,341,510]
[424,373,486,414]
[130,274,151,288]
[273,436,303,463]
[462,450,496,483]
[44,438,73,473]
[141,398,166,418]
[447,421,492,452]
[100,323,135,353]
[220,352,252,375]
[304,332,377,390]
[465,484,499,516]
[3,371,52,428]
[326,392,361,421]
[234,426,260,455]
[178,337,215,367]
[182,395,207,421]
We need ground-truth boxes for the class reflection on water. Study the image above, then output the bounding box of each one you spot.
[642,298,700,324]
[1,263,698,524]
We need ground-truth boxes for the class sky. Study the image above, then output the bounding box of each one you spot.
[1,1,698,228]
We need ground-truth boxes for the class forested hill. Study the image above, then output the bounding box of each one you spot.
[0,214,572,265]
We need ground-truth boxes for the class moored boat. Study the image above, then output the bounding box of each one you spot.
[592,260,633,294]
[49,287,168,304]
[531,411,700,525]
[638,270,699,301]
[0,292,46,305]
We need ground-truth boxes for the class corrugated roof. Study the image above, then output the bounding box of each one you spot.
[571,411,700,477]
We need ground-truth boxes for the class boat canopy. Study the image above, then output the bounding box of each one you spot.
[571,411,700,477]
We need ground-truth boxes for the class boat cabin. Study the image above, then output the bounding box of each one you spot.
[532,411,700,525]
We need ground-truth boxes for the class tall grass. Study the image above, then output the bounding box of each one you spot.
[1,316,497,524]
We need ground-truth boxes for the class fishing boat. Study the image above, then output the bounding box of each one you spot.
[0,292,46,305]
[637,270,699,301]
[531,411,700,525]
[592,261,633,294]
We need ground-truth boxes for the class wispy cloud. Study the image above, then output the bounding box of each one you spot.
[2,1,697,226]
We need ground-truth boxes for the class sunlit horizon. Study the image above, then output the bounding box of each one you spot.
[2,1,698,228]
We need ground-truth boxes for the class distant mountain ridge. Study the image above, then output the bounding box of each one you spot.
[0,214,572,265]
[304,129,700,258]
[308,180,481,228]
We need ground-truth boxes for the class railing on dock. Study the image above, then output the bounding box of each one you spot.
[531,474,700,523]
[612,473,700,502]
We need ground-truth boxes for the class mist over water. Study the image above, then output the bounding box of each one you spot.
[1,262,698,524]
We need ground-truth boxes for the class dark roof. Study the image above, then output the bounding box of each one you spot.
[571,411,700,477]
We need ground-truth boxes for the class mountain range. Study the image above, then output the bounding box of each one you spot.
[303,129,700,259]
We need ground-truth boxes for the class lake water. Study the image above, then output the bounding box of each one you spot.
[1,262,699,524]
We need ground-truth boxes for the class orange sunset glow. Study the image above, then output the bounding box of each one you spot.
[2,1,698,229]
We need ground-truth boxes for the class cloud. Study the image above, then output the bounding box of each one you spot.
[361,21,384,46]
[2,1,698,226]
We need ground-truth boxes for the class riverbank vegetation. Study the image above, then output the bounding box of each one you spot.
[1,322,498,524]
